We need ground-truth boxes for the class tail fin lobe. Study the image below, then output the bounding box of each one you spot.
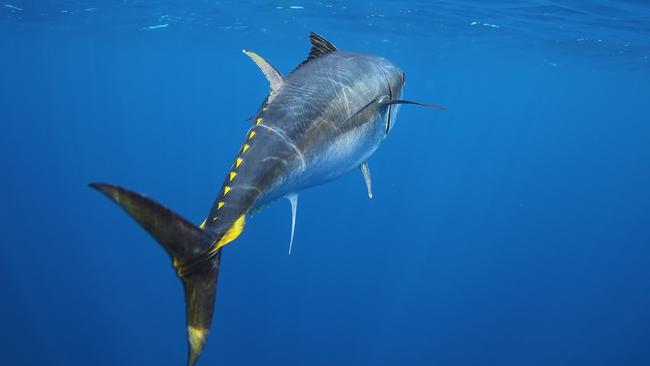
[89,183,219,366]
[182,253,220,366]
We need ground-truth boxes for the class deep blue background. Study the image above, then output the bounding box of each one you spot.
[1,1,650,365]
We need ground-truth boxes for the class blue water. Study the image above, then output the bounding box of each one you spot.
[2,1,650,365]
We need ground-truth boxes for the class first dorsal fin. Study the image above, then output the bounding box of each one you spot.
[296,32,338,69]
[307,32,338,59]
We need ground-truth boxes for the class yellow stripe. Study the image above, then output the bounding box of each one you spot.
[229,171,237,181]
[217,201,224,209]
[213,214,246,250]
[249,131,256,139]
[236,157,243,168]
[242,144,250,153]
[223,186,231,196]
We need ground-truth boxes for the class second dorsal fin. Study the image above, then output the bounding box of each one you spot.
[243,50,284,95]
[296,32,338,69]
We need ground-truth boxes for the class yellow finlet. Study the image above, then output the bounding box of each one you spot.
[213,214,246,250]
[256,117,263,125]
[199,218,207,230]
[217,201,225,209]
[212,216,218,221]
[242,144,250,153]
[223,186,231,196]
[249,131,256,139]
[236,157,243,168]
[229,171,237,181]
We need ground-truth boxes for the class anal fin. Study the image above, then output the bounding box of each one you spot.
[360,161,373,198]
[286,193,298,255]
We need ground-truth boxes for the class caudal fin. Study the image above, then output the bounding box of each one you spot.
[89,183,219,366]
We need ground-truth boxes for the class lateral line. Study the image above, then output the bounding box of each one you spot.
[257,123,306,170]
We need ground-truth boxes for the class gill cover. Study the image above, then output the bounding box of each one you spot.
[89,183,221,366]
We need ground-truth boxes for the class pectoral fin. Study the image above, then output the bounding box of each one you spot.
[286,193,298,255]
[379,99,446,111]
[342,95,389,127]
[360,161,373,198]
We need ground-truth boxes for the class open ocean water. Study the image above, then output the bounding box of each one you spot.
[1,1,650,365]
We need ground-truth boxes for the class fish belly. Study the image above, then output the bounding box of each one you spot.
[263,119,385,202]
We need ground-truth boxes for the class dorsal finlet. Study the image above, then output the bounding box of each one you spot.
[296,32,338,69]
[242,50,283,94]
